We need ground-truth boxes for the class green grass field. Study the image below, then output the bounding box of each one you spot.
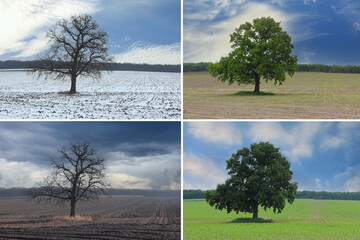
[183,72,360,119]
[184,199,360,239]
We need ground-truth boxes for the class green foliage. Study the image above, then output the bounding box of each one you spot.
[183,189,205,199]
[183,62,210,72]
[207,17,298,92]
[205,142,298,218]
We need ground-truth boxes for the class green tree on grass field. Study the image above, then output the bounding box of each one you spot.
[204,142,297,219]
[207,17,298,93]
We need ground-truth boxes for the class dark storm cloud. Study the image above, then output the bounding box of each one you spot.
[0,121,181,166]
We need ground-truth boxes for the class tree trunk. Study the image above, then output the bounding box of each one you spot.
[70,199,76,217]
[252,203,258,219]
[70,74,77,94]
[254,75,260,93]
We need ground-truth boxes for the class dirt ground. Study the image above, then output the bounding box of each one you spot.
[0,196,180,240]
[183,72,360,119]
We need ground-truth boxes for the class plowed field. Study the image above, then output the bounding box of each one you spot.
[0,196,180,240]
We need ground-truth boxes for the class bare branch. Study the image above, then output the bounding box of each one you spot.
[26,141,110,217]
[30,14,112,94]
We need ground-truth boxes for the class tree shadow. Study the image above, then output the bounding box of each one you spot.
[230,218,274,223]
[234,91,275,96]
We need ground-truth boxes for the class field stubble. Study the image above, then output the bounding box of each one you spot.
[0,196,180,240]
[183,72,360,119]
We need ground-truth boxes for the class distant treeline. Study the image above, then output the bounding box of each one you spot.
[183,189,360,201]
[183,62,360,74]
[0,188,180,198]
[0,60,180,73]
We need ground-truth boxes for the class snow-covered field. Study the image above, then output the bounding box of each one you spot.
[0,71,181,119]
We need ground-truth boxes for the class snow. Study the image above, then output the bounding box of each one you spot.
[0,71,181,119]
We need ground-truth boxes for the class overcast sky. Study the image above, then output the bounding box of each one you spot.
[0,0,180,64]
[184,0,360,65]
[0,121,181,190]
[184,121,360,192]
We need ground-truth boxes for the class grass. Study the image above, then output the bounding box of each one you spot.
[184,199,360,239]
[183,72,360,119]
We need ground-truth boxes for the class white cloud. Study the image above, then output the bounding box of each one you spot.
[332,1,360,31]
[113,42,180,65]
[0,0,100,58]
[184,1,299,62]
[0,158,50,188]
[107,173,151,189]
[183,152,227,190]
[304,0,317,5]
[344,176,360,192]
[187,122,242,145]
[250,122,323,161]
[334,165,360,192]
[106,151,181,190]
[320,136,345,149]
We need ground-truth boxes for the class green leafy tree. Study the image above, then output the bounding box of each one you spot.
[204,142,297,219]
[207,17,298,92]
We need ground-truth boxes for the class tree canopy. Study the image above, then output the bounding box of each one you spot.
[31,14,112,94]
[207,17,298,92]
[204,142,297,219]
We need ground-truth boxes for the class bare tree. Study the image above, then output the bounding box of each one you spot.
[31,14,113,94]
[26,141,110,217]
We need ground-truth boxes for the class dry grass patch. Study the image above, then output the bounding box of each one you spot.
[52,215,92,221]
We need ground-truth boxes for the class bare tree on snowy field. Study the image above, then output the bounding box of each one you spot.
[31,14,113,94]
[26,141,110,217]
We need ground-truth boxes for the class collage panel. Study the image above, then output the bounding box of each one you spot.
[183,0,360,119]
[0,121,181,240]
[0,0,181,120]
[183,121,360,239]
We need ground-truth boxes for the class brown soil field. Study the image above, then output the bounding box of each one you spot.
[0,196,180,240]
[183,72,360,119]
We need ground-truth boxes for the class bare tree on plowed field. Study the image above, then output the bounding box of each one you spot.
[26,141,110,217]
[31,14,113,94]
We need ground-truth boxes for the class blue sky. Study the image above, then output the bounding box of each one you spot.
[184,0,360,65]
[0,121,181,190]
[0,0,180,64]
[184,121,360,192]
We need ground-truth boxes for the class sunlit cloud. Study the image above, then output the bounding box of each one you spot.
[0,0,100,58]
[187,122,242,145]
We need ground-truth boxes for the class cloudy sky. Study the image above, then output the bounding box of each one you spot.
[184,121,360,192]
[0,0,180,64]
[0,122,181,190]
[184,0,360,65]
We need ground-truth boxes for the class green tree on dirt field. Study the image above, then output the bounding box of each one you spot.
[207,17,298,93]
[204,142,298,219]
[26,141,110,217]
